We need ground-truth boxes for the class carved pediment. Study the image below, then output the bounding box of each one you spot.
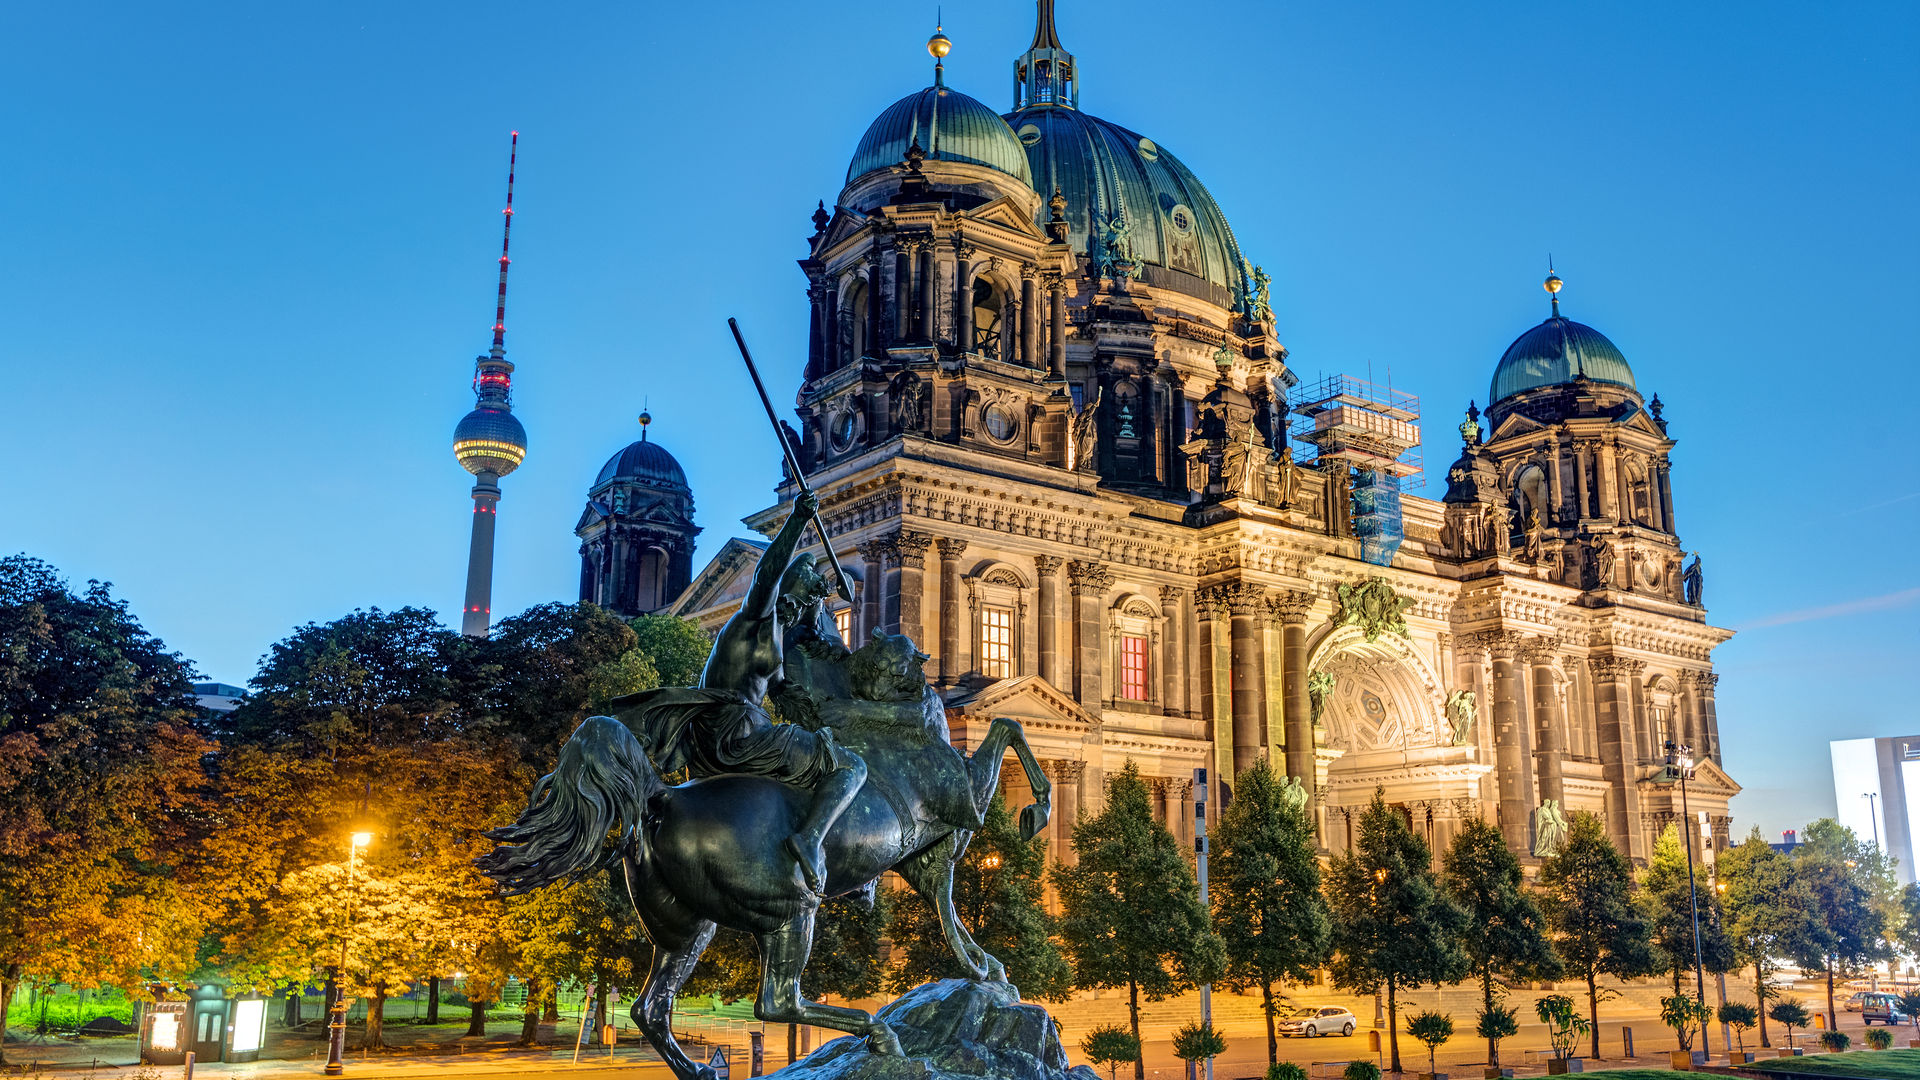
[575,500,612,533]
[961,196,1047,239]
[672,537,769,618]
[950,674,1099,745]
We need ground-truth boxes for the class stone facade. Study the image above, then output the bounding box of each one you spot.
[667,4,1737,868]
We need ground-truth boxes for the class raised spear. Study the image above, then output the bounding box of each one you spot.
[727,317,854,603]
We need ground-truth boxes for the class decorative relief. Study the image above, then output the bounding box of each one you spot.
[935,537,969,562]
[890,530,932,569]
[1334,577,1414,642]
[1032,554,1063,578]
[1268,589,1315,625]
[1065,560,1115,596]
[1445,690,1477,746]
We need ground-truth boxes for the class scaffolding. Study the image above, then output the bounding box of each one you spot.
[1289,374,1423,567]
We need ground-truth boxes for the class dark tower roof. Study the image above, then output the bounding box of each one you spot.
[848,86,1033,187]
[1488,274,1636,407]
[594,438,688,490]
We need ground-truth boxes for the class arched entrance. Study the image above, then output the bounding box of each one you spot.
[1306,626,1490,857]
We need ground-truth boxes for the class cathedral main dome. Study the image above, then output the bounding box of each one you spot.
[1005,106,1252,309]
[848,86,1034,187]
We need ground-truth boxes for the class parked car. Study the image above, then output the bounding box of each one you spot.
[1847,991,1871,1012]
[1863,993,1910,1026]
[1277,1007,1357,1038]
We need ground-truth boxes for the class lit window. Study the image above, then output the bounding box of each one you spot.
[833,608,852,645]
[980,607,1014,679]
[1121,634,1149,701]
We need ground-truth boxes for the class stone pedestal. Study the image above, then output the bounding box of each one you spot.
[769,979,1098,1080]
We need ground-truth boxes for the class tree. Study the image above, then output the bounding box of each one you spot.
[1441,815,1560,1069]
[0,557,211,1065]
[1769,999,1810,1051]
[1406,1011,1454,1075]
[627,613,712,689]
[1897,990,1920,1042]
[1660,994,1712,1054]
[1898,884,1920,968]
[1212,760,1330,1064]
[1082,1025,1141,1080]
[478,602,658,766]
[1718,828,1820,1047]
[507,872,650,1041]
[1640,826,1736,999]
[1056,761,1225,1080]
[887,793,1072,1000]
[1537,811,1654,1059]
[1534,994,1588,1063]
[1791,819,1895,1028]
[1718,1001,1756,1056]
[805,892,893,1002]
[1325,790,1468,1074]
[1173,1021,1227,1073]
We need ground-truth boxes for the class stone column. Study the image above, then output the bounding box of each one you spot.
[1697,672,1721,765]
[1592,655,1648,859]
[954,245,974,353]
[1271,590,1316,793]
[1573,442,1591,521]
[1481,632,1531,851]
[857,537,889,640]
[1659,463,1677,533]
[1034,555,1063,688]
[823,281,839,372]
[917,243,936,342]
[1066,560,1114,707]
[1056,760,1085,865]
[1522,637,1566,809]
[1046,271,1067,378]
[893,244,913,343]
[885,530,931,642]
[936,537,968,685]
[1159,585,1188,718]
[865,259,883,356]
[1167,777,1192,847]
[1226,583,1268,776]
[1195,586,1220,754]
[806,280,826,380]
[1020,269,1039,368]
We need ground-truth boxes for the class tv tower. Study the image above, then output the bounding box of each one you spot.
[451,132,529,638]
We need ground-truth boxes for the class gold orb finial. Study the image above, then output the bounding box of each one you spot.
[1544,271,1563,295]
[927,27,952,59]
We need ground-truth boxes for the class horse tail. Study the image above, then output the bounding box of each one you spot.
[476,714,662,895]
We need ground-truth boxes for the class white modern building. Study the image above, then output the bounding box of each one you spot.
[1831,736,1920,884]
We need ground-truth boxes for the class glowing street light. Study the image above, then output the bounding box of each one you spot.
[1658,742,1711,1059]
[325,829,373,1076]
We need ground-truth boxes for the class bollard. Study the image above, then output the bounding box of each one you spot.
[1622,1027,1633,1058]
[183,1051,195,1080]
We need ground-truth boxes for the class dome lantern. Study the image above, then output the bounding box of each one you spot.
[1487,272,1638,408]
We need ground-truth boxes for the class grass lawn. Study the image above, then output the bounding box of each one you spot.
[1741,1048,1920,1079]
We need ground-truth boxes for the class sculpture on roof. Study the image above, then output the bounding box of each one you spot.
[1683,552,1704,606]
[1070,386,1102,472]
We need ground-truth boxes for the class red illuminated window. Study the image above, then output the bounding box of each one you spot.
[1121,634,1149,702]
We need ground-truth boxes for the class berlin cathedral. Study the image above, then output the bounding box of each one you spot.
[569,1,1737,868]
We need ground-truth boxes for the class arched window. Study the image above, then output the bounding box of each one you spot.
[846,279,869,363]
[1510,464,1550,542]
[972,277,1002,359]
[1107,595,1162,709]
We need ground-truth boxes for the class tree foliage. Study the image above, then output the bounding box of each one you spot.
[1719,827,1820,1047]
[0,557,211,1063]
[1406,1010,1454,1074]
[887,793,1071,1000]
[1639,825,1735,993]
[1538,811,1652,1059]
[1173,1021,1227,1064]
[1211,759,1330,1064]
[626,613,712,690]
[1791,819,1897,1027]
[805,892,893,1001]
[1056,761,1224,1080]
[1081,1025,1141,1080]
[1768,999,1810,1050]
[1325,790,1467,1074]
[1442,815,1559,1067]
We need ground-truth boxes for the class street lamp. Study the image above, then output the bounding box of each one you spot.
[325,830,372,1076]
[1661,742,1711,1059]
[1863,793,1882,851]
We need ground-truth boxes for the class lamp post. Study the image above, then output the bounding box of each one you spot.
[1863,792,1882,851]
[324,831,373,1076]
[1664,742,1711,1059]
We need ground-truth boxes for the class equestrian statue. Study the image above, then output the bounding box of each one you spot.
[478,324,1055,1080]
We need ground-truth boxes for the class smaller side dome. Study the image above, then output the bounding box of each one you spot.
[848,86,1034,187]
[453,407,528,477]
[1489,316,1636,405]
[595,438,688,490]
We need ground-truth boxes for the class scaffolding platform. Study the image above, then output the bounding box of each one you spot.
[1289,374,1424,566]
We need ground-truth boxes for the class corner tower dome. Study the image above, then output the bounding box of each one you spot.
[1489,271,1637,407]
[847,89,1034,187]
[1003,1,1255,310]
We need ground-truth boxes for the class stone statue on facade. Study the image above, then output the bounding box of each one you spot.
[889,371,922,433]
[1250,264,1273,324]
[1278,774,1309,812]
[479,493,1058,1080]
[1272,445,1298,508]
[1445,689,1476,746]
[1307,670,1336,727]
[1522,508,1545,561]
[1458,402,1482,447]
[1683,551,1704,606]
[1070,386,1102,472]
[1593,541,1616,589]
[1532,799,1568,857]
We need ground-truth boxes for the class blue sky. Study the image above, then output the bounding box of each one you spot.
[8,2,1916,840]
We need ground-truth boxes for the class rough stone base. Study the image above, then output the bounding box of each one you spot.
[769,979,1098,1080]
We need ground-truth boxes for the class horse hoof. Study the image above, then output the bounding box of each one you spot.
[867,1023,904,1057]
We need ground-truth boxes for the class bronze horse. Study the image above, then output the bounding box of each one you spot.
[478,631,1052,1080]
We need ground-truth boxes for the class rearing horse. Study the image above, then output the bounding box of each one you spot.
[478,631,1052,1080]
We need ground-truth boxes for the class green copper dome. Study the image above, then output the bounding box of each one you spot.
[1489,315,1636,405]
[848,86,1034,187]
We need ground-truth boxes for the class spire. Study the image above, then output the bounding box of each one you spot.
[1544,256,1563,319]
[1013,0,1077,110]
[491,132,518,358]
[1030,0,1062,50]
[638,406,652,442]
[928,12,951,89]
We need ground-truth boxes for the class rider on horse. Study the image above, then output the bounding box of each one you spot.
[613,491,866,895]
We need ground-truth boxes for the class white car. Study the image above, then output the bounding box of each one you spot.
[1277,1007,1357,1038]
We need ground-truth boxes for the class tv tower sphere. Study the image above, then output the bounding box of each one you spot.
[453,395,528,477]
